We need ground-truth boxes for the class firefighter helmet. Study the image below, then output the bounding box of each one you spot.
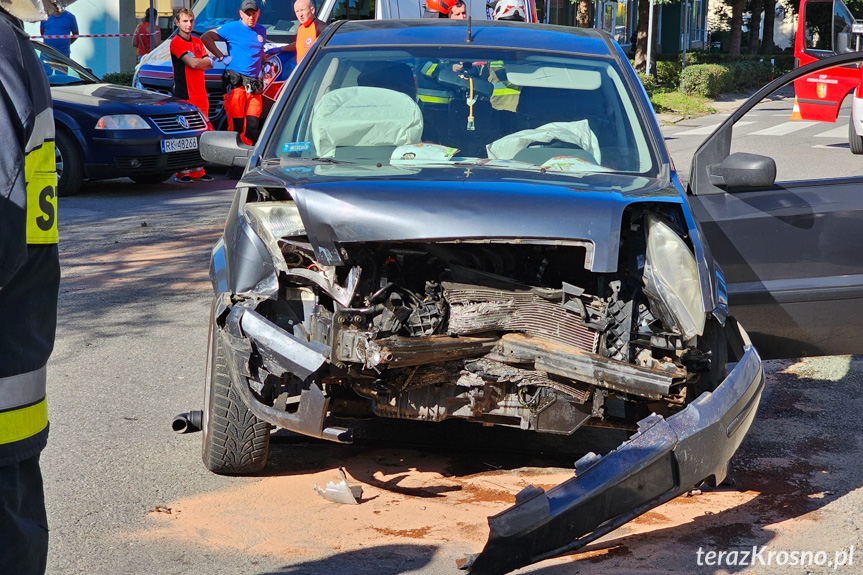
[425,0,457,15]
[489,0,526,20]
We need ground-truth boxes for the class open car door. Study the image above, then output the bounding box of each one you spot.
[688,51,863,360]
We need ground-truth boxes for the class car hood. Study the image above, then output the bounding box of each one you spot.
[251,166,682,272]
[51,84,199,115]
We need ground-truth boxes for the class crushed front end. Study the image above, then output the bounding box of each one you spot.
[208,182,763,573]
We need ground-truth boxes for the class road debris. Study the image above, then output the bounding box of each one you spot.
[314,467,363,505]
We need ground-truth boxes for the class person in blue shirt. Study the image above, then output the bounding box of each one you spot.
[201,0,267,146]
[39,7,77,57]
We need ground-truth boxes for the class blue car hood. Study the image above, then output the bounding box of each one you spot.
[255,167,682,272]
[51,84,199,115]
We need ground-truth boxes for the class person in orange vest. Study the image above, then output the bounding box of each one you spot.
[281,0,326,65]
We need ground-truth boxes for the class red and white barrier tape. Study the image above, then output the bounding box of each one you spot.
[32,32,157,39]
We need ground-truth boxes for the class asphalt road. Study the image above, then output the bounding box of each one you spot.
[43,123,863,575]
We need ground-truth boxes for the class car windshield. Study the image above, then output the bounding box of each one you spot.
[193,0,325,41]
[32,42,98,86]
[266,47,657,177]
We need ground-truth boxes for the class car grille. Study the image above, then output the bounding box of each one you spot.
[149,88,224,123]
[165,149,204,170]
[150,111,207,134]
[114,149,203,172]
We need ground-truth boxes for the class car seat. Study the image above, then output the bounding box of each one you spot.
[356,62,418,101]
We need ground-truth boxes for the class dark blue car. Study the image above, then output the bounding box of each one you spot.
[34,41,210,196]
[198,19,767,575]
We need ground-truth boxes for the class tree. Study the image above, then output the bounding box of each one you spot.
[728,0,745,54]
[634,0,650,71]
[761,0,776,53]
[748,0,763,53]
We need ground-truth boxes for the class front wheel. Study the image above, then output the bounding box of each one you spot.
[850,116,863,155]
[55,128,84,197]
[201,308,270,475]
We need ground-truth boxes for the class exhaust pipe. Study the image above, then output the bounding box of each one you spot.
[172,410,203,434]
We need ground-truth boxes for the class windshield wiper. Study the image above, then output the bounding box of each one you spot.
[261,157,350,167]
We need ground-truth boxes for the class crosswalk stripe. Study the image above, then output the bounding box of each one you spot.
[675,121,753,136]
[749,121,817,136]
[814,125,848,138]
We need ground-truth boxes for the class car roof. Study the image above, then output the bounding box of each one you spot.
[323,20,616,58]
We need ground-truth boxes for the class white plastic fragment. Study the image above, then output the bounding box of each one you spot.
[314,467,363,505]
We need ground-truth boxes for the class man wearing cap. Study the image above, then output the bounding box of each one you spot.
[280,0,326,66]
[201,0,267,146]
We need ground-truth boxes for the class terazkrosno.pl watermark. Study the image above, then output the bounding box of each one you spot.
[696,546,855,570]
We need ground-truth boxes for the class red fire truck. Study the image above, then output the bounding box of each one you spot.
[794,0,863,151]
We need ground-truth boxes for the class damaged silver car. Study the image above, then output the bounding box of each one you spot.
[199,19,764,575]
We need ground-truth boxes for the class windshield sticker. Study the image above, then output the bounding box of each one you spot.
[390,143,460,164]
[283,142,312,153]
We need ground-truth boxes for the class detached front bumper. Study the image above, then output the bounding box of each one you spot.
[463,317,764,575]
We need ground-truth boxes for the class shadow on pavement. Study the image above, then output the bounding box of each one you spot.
[255,544,438,575]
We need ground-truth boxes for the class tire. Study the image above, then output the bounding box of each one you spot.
[850,117,863,155]
[130,173,171,185]
[55,128,84,197]
[201,308,270,475]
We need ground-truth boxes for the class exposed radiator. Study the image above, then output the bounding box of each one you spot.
[444,283,602,353]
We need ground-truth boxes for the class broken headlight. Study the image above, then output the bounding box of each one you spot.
[642,214,705,343]
[243,202,306,271]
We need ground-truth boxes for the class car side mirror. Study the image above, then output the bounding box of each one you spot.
[200,131,253,167]
[707,152,776,190]
[837,32,852,54]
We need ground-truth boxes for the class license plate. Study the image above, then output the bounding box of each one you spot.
[161,137,198,153]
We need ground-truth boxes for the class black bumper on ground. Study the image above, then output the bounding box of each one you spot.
[462,317,764,574]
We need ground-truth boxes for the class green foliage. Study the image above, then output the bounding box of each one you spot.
[680,64,731,98]
[680,60,776,97]
[655,60,681,88]
[102,71,134,86]
[637,72,657,93]
[650,89,716,117]
[726,61,773,91]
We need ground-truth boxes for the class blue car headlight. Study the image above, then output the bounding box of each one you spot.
[95,114,149,130]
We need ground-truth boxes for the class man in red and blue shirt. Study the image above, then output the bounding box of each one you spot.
[201,0,267,146]
[170,7,214,182]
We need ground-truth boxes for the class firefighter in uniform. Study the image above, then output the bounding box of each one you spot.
[0,1,63,573]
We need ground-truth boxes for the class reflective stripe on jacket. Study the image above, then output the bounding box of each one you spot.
[25,108,58,245]
[0,367,47,445]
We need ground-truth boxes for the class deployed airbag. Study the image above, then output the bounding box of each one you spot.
[311,86,424,158]
[486,120,601,164]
